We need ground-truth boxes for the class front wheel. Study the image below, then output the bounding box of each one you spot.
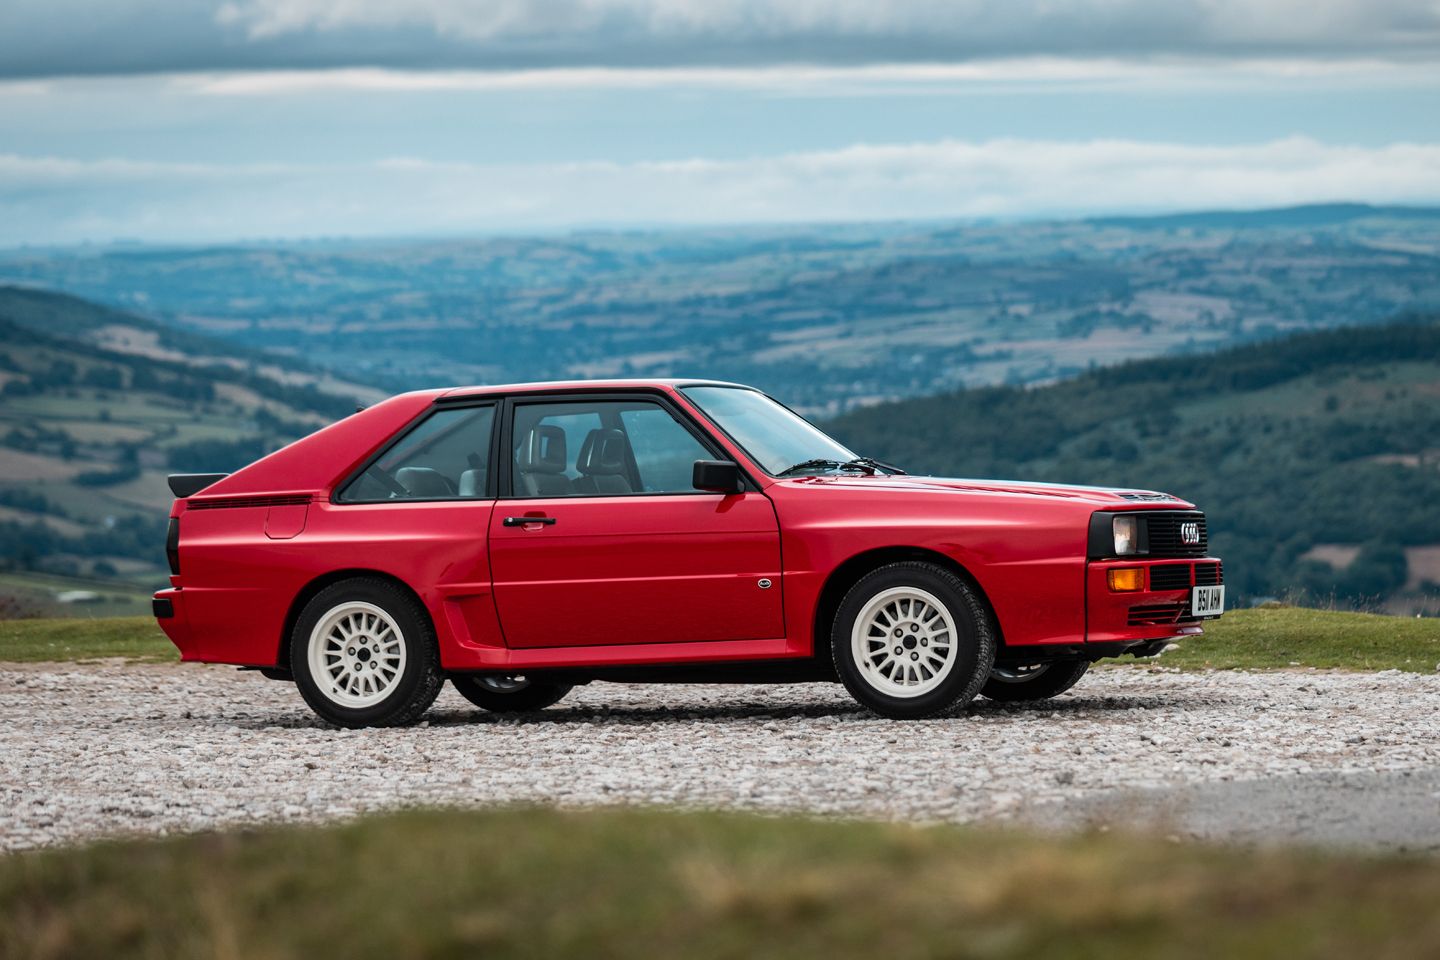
[831,561,996,719]
[451,675,573,713]
[290,578,443,728]
[980,660,1089,702]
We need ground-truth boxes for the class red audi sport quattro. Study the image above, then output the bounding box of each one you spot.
[154,380,1223,728]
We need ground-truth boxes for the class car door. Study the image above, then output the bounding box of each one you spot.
[487,393,785,649]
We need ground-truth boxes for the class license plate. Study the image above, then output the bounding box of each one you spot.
[1192,585,1225,618]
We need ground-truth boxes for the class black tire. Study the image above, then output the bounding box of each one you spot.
[290,577,444,728]
[980,660,1089,702]
[451,676,574,713]
[831,561,996,719]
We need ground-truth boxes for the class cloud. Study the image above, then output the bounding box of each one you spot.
[2,0,1439,78]
[164,58,1440,96]
[1,136,1437,244]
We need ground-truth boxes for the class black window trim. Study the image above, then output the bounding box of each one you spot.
[331,399,502,505]
[497,389,760,500]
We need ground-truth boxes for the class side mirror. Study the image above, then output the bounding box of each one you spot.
[692,460,743,494]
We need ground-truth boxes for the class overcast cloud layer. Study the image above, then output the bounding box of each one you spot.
[2,136,1437,245]
[4,0,1440,77]
[1,1,1436,244]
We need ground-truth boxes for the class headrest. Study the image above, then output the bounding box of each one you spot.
[516,425,567,474]
[577,429,629,476]
[457,468,486,498]
[394,466,453,498]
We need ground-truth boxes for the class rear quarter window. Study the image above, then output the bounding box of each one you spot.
[339,405,495,502]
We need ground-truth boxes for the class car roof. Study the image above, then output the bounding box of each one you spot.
[438,378,754,400]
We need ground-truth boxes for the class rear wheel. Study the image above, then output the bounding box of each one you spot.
[290,578,443,728]
[980,660,1089,702]
[831,561,996,719]
[451,675,573,713]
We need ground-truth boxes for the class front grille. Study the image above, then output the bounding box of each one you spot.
[187,494,311,511]
[1144,512,1208,557]
[1148,561,1223,591]
[1127,601,1192,627]
[1194,562,1223,586]
[1149,564,1193,591]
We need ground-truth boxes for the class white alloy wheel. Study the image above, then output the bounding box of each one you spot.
[989,663,1051,684]
[850,586,958,698]
[308,601,408,708]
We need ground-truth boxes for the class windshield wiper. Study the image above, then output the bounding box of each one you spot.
[843,457,906,476]
[777,457,906,477]
[777,458,845,477]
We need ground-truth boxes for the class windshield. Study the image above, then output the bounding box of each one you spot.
[682,386,858,476]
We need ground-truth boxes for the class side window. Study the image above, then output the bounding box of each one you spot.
[621,407,712,493]
[510,399,715,497]
[339,405,495,502]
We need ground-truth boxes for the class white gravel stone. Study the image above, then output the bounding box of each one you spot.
[2,662,1440,850]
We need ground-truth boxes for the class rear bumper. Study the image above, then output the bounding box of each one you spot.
[152,588,198,660]
[1087,557,1223,645]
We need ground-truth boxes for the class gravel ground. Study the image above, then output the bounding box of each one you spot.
[3,662,1440,851]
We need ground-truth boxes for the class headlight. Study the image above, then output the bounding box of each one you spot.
[1113,515,1140,555]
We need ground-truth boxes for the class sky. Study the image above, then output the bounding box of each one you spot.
[2,0,1439,245]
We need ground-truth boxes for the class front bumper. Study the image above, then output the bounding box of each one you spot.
[1087,557,1223,645]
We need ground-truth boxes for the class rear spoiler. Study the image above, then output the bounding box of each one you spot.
[168,473,229,498]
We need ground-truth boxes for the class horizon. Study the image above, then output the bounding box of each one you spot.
[1,199,1437,255]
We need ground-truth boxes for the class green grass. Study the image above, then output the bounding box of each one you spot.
[0,616,175,663]
[0,607,1437,670]
[5,807,1440,960]
[1159,606,1440,672]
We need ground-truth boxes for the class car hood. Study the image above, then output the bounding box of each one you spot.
[777,473,1195,508]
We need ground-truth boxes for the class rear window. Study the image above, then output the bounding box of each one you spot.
[339,405,495,502]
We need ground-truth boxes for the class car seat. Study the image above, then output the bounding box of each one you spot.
[515,424,572,496]
[574,428,634,494]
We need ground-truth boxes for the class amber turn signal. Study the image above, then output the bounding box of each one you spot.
[1107,568,1145,592]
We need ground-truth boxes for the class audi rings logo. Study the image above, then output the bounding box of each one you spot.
[1180,521,1201,545]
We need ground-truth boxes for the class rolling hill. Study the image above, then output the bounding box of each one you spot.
[4,200,1440,615]
[0,286,383,612]
[2,204,1438,415]
[827,316,1440,613]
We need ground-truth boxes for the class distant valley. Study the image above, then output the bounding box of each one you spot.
[2,203,1437,415]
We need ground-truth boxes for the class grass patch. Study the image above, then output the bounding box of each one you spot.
[0,616,175,663]
[0,607,1436,671]
[5,807,1440,959]
[1160,606,1440,672]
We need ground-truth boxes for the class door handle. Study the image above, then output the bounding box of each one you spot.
[503,516,557,527]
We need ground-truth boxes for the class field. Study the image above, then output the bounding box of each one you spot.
[1158,606,1440,672]
[4,204,1438,414]
[3,606,1438,671]
[5,806,1440,959]
[0,615,174,662]
[0,572,154,620]
[0,286,379,583]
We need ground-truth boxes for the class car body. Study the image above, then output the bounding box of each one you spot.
[154,379,1223,726]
